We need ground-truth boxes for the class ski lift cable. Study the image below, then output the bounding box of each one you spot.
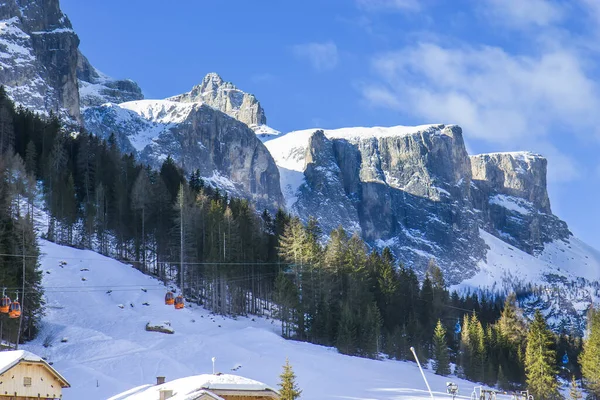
[0,252,288,266]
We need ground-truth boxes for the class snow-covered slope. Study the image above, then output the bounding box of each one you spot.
[24,239,491,400]
[461,230,600,291]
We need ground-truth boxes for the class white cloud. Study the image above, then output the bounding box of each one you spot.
[356,0,420,12]
[363,43,600,146]
[482,0,564,28]
[292,41,339,71]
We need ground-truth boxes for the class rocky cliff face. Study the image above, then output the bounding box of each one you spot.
[266,125,573,284]
[0,0,80,121]
[470,152,570,254]
[83,100,283,212]
[169,73,267,128]
[77,50,144,108]
[0,0,142,122]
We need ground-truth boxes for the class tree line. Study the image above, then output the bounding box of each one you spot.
[2,87,600,397]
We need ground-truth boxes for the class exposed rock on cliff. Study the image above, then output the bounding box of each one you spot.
[169,73,268,129]
[83,99,283,212]
[471,152,570,254]
[0,0,80,121]
[77,51,143,108]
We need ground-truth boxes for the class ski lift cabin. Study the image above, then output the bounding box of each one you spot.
[0,296,10,314]
[165,291,175,305]
[9,301,21,319]
[174,295,184,309]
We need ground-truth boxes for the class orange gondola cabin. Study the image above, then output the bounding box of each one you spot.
[165,291,175,306]
[174,295,184,309]
[0,295,11,314]
[9,301,21,319]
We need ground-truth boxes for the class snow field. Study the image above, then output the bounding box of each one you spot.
[25,240,497,400]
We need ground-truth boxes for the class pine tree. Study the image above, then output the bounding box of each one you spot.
[499,293,527,345]
[525,310,559,400]
[337,302,357,355]
[279,358,301,400]
[496,365,510,391]
[433,319,450,376]
[569,375,583,400]
[580,307,600,397]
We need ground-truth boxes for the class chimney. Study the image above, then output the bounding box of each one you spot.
[156,376,166,385]
[159,389,174,400]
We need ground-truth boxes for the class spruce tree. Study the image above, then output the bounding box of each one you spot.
[279,358,301,400]
[337,303,357,355]
[432,319,450,376]
[496,365,510,391]
[525,310,559,400]
[569,375,582,400]
[580,307,600,397]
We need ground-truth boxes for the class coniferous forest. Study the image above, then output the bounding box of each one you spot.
[2,87,600,397]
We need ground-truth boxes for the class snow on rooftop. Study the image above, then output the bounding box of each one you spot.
[0,350,42,372]
[110,374,274,400]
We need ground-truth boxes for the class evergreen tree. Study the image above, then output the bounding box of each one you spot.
[337,302,357,355]
[496,365,510,391]
[569,375,583,400]
[433,319,450,376]
[499,293,527,344]
[580,307,600,398]
[279,358,301,400]
[525,310,559,400]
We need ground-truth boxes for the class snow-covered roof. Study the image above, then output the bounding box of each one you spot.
[109,373,278,400]
[0,350,70,388]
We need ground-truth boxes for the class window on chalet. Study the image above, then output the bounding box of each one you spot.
[23,376,32,387]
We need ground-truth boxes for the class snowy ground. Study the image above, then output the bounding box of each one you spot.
[23,240,503,400]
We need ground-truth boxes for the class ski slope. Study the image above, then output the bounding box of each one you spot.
[23,239,496,400]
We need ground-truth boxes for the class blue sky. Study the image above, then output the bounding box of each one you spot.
[61,0,600,249]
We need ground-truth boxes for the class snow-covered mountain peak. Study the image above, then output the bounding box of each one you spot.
[202,71,225,86]
[168,72,267,127]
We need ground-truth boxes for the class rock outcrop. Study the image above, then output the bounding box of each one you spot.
[169,73,267,127]
[77,51,143,108]
[83,100,283,212]
[0,0,143,122]
[471,152,570,254]
[471,152,550,213]
[0,0,80,121]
